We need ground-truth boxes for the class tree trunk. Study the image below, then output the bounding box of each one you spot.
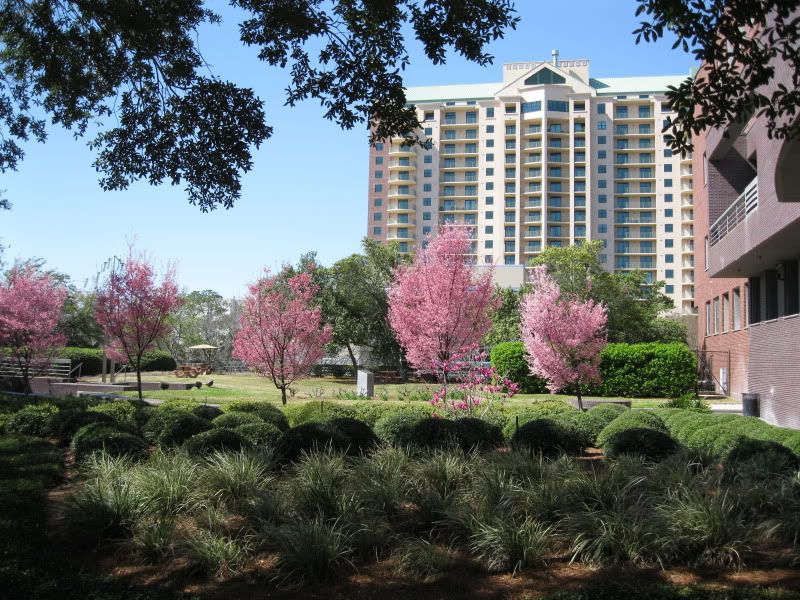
[136,358,143,401]
[280,386,287,405]
[576,384,584,412]
[346,343,359,377]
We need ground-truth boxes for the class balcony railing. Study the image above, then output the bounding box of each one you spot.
[709,178,758,246]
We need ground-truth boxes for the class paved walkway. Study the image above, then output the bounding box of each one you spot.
[710,403,743,414]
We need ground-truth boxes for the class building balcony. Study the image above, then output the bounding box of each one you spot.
[386,218,416,227]
[389,147,416,157]
[388,177,416,184]
[387,189,416,198]
[709,178,758,247]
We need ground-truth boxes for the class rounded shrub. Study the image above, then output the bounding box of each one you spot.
[324,417,378,454]
[283,401,357,427]
[275,423,349,464]
[405,417,467,451]
[57,409,116,443]
[71,423,148,462]
[235,422,284,447]
[88,401,141,430]
[226,401,289,431]
[351,402,435,427]
[489,342,547,393]
[182,428,251,457]
[5,403,60,437]
[455,417,504,451]
[373,411,426,447]
[603,427,679,461]
[213,412,264,429]
[724,438,800,475]
[596,410,667,448]
[510,418,586,456]
[502,399,577,439]
[192,405,224,421]
[581,404,629,445]
[144,411,212,447]
[549,411,594,450]
[138,350,177,372]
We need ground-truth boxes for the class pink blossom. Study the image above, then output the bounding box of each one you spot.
[95,249,182,400]
[0,267,67,393]
[388,226,496,382]
[233,268,331,405]
[521,266,608,411]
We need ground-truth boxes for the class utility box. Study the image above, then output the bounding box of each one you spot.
[742,393,760,417]
[357,370,374,398]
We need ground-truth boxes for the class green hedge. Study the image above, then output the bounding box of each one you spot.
[54,347,177,375]
[592,343,696,398]
[489,342,696,398]
[56,347,104,376]
[596,410,668,449]
[489,342,547,393]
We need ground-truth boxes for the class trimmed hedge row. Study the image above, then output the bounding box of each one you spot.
[489,342,548,393]
[54,347,178,376]
[489,342,697,399]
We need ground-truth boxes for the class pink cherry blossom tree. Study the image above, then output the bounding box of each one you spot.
[388,226,496,389]
[233,268,331,405]
[94,251,181,400]
[0,267,67,393]
[521,265,608,411]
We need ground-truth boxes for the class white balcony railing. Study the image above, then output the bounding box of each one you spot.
[709,178,758,246]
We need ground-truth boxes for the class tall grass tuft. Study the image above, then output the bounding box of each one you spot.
[201,449,274,509]
[129,517,176,562]
[65,453,146,546]
[410,450,473,528]
[134,449,201,517]
[289,449,350,519]
[469,516,552,573]
[350,445,411,518]
[266,517,354,583]
[183,528,253,578]
[391,537,461,578]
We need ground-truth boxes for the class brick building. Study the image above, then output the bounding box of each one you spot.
[694,12,800,427]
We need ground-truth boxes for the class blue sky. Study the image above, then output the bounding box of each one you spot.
[0,1,690,297]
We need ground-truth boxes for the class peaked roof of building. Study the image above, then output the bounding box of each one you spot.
[404,71,691,103]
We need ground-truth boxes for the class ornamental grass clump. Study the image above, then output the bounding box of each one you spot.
[266,517,355,583]
[469,516,553,573]
[201,449,274,509]
[391,537,462,579]
[184,528,253,578]
[133,449,201,517]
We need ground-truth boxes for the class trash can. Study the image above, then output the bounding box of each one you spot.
[742,393,760,417]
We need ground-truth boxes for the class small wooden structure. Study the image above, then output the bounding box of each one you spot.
[173,344,218,378]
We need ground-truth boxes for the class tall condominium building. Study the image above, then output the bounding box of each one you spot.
[367,54,696,314]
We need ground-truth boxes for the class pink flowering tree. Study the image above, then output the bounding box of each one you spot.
[94,251,182,400]
[233,268,331,405]
[521,266,608,411]
[388,226,496,407]
[0,267,67,393]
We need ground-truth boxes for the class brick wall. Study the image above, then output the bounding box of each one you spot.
[748,315,800,427]
[693,118,750,398]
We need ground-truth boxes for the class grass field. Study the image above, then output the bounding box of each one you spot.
[94,371,690,408]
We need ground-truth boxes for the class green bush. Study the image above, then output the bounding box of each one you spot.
[351,402,435,427]
[593,343,697,398]
[57,408,115,443]
[323,417,378,454]
[550,411,595,450]
[71,423,148,462]
[213,412,264,429]
[724,438,800,474]
[5,404,60,437]
[87,401,141,431]
[510,418,586,456]
[235,422,284,447]
[373,411,426,447]
[581,404,629,445]
[455,417,504,450]
[405,417,468,451]
[502,399,577,439]
[596,410,667,448]
[283,401,358,427]
[226,401,289,431]
[603,428,679,461]
[138,350,176,372]
[182,428,251,456]
[144,410,212,447]
[275,423,350,464]
[489,342,548,393]
[56,347,105,376]
[192,405,224,421]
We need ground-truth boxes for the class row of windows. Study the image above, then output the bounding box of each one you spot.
[705,288,744,336]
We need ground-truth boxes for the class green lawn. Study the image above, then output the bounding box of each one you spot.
[99,372,684,408]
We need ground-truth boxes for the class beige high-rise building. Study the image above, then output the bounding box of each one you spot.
[367,54,696,314]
